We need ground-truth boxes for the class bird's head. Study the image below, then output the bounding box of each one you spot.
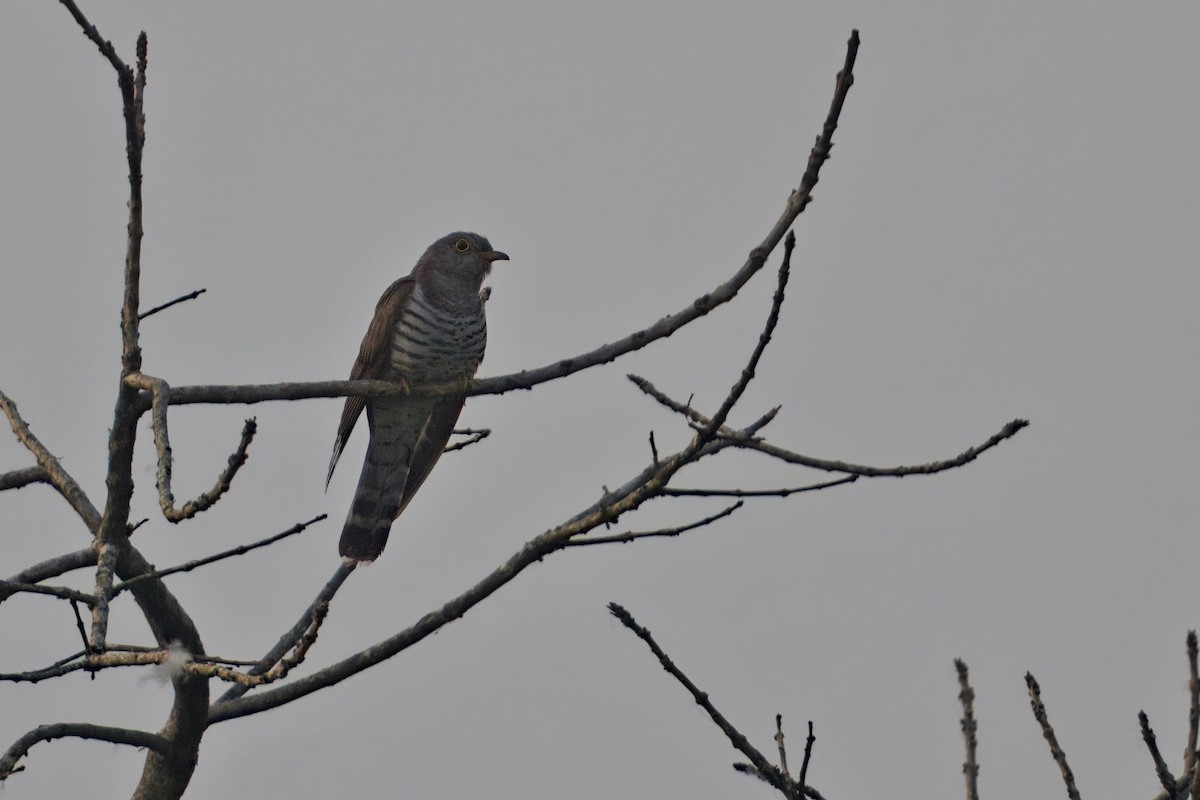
[417,232,509,298]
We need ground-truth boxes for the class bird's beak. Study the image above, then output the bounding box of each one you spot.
[482,250,509,263]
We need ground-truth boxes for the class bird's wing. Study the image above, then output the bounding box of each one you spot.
[326,276,414,487]
[395,393,468,518]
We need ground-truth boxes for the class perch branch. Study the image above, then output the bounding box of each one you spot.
[662,476,857,497]
[1,549,97,604]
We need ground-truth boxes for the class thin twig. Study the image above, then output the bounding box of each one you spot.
[1026,672,1082,800]
[1141,710,1178,795]
[113,515,326,595]
[70,600,91,656]
[138,288,206,320]
[797,721,816,794]
[566,502,742,546]
[443,427,491,454]
[608,603,803,800]
[215,560,356,704]
[775,714,790,777]
[1187,631,1199,776]
[955,659,979,800]
[663,477,857,497]
[0,581,96,605]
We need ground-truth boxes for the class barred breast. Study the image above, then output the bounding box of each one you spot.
[389,283,487,384]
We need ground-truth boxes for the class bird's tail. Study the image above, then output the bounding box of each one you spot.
[338,425,413,562]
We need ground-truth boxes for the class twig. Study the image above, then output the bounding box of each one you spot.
[215,560,356,704]
[663,477,857,497]
[1140,710,1178,795]
[0,581,96,605]
[194,603,327,687]
[775,714,790,777]
[566,502,742,546]
[699,230,795,443]
[129,372,256,521]
[608,603,805,800]
[797,721,816,794]
[1,549,97,604]
[70,600,91,656]
[0,390,101,531]
[955,659,979,800]
[0,722,171,780]
[138,288,206,320]
[0,465,50,491]
[443,427,491,454]
[113,515,326,595]
[1187,631,1199,776]
[1026,672,1082,800]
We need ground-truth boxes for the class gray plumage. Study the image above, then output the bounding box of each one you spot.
[328,232,508,562]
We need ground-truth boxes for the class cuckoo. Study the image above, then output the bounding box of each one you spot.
[327,232,508,562]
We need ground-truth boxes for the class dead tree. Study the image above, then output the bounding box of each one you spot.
[0,7,1024,798]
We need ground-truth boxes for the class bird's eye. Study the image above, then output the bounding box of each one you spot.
[454,238,471,252]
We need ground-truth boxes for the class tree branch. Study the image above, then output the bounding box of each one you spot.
[0,465,51,491]
[112,515,325,596]
[129,372,256,522]
[1026,672,1082,800]
[0,389,102,531]
[955,659,979,800]
[1140,710,1177,795]
[566,502,743,546]
[608,603,811,800]
[0,722,172,781]
[139,288,206,320]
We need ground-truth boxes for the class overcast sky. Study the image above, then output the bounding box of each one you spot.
[3,2,1199,798]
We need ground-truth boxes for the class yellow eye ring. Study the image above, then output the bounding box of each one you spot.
[454,238,470,252]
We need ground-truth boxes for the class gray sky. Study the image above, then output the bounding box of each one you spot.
[2,1,1199,798]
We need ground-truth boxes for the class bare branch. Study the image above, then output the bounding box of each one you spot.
[566,502,742,547]
[797,721,816,796]
[1187,630,1199,776]
[190,603,327,687]
[443,427,491,454]
[1026,672,1082,800]
[955,659,979,800]
[138,288,206,320]
[0,390,101,531]
[0,722,171,781]
[1140,710,1177,795]
[700,229,795,445]
[216,560,357,704]
[113,515,326,596]
[0,465,50,491]
[662,477,857,498]
[608,602,810,800]
[0,580,96,605]
[775,714,790,777]
[129,372,256,522]
[1,549,97,605]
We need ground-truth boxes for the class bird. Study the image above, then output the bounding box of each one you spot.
[327,232,508,562]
